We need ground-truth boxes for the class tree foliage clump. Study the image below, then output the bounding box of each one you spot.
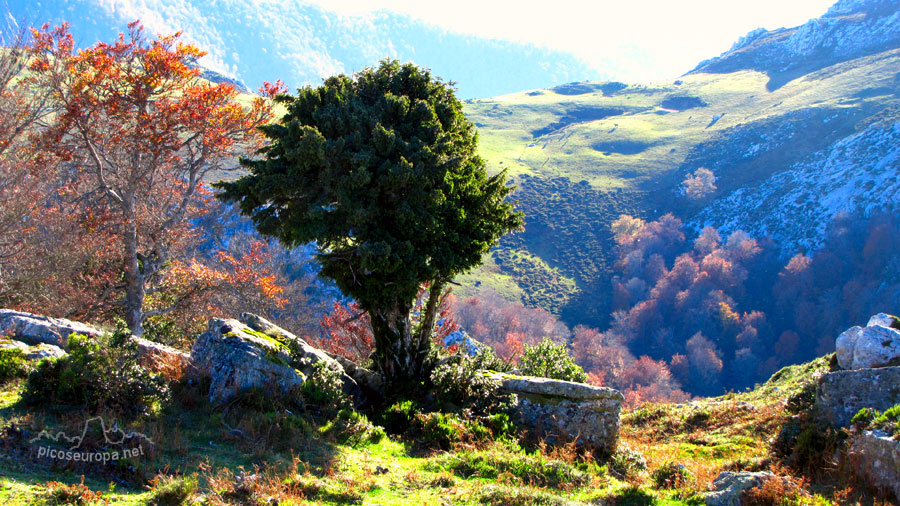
[218,60,522,385]
[518,337,587,383]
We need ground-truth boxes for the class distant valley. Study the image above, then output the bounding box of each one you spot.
[460,0,900,327]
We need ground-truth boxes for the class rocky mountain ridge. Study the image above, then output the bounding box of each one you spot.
[693,0,900,89]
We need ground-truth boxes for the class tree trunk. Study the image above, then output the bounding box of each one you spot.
[370,298,433,388]
[123,197,145,336]
[416,280,444,344]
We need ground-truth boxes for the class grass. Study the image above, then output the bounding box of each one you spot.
[0,375,715,505]
[3,353,898,504]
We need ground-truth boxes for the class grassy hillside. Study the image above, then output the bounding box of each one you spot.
[457,47,900,326]
[2,354,890,505]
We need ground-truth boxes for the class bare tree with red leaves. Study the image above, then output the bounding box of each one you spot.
[30,22,282,335]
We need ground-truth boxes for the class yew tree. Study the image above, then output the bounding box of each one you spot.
[217,60,522,385]
[30,22,278,335]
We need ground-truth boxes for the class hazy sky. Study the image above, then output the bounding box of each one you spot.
[305,0,838,80]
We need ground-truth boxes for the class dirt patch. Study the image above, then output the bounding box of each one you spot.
[532,106,624,137]
[551,82,629,96]
[551,82,603,95]
[592,140,651,155]
[660,96,708,111]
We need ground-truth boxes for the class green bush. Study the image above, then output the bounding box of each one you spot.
[23,333,169,417]
[380,399,418,434]
[414,412,469,450]
[150,474,198,506]
[431,356,513,416]
[853,404,900,437]
[650,462,692,489]
[0,347,30,383]
[299,361,348,410]
[483,412,516,439]
[609,444,648,478]
[851,407,879,430]
[323,408,385,448]
[430,449,590,488]
[519,338,587,383]
[478,485,575,506]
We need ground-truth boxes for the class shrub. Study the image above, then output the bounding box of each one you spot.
[650,462,692,489]
[299,361,347,410]
[743,474,811,506]
[784,380,817,415]
[850,407,878,430]
[519,338,587,383]
[478,485,575,506]
[609,444,648,478]
[380,399,419,434]
[42,477,107,505]
[413,412,469,450]
[483,412,516,439]
[431,356,513,416]
[149,474,198,506]
[853,404,900,437]
[23,334,169,417]
[322,408,385,448]
[0,347,29,383]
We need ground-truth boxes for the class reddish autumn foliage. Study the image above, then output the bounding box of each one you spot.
[317,286,460,364]
[318,301,375,363]
[26,21,280,335]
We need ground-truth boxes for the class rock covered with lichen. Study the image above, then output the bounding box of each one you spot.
[0,338,67,361]
[835,313,900,370]
[0,309,102,348]
[190,317,307,404]
[485,371,623,456]
[190,314,380,405]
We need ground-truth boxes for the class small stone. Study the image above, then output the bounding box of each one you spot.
[704,471,774,506]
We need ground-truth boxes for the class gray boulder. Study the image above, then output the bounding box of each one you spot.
[0,338,66,361]
[816,366,900,427]
[868,313,900,329]
[0,309,102,348]
[239,313,382,402]
[485,372,623,455]
[848,430,900,501]
[191,315,374,405]
[703,471,774,506]
[836,314,900,370]
[238,313,344,376]
[129,336,193,379]
[191,318,306,404]
[835,325,863,369]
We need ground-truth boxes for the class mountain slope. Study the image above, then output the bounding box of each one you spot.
[8,0,603,99]
[459,0,900,326]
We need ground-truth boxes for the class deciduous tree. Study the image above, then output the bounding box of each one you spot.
[30,22,279,335]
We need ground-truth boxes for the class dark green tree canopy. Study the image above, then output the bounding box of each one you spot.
[217,59,521,330]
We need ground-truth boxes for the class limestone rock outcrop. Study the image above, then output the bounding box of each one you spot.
[0,309,102,348]
[847,430,900,501]
[485,372,623,455]
[835,315,900,370]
